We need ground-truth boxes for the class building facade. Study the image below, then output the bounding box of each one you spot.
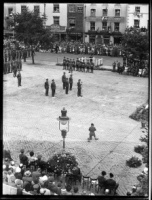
[67,3,84,42]
[4,3,16,37]
[126,4,149,29]
[15,3,67,41]
[84,3,127,44]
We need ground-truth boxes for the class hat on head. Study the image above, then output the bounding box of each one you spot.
[4,158,8,162]
[15,167,21,173]
[19,163,23,168]
[105,189,110,194]
[40,188,45,194]
[24,170,31,177]
[48,176,54,182]
[10,161,15,166]
[15,179,23,186]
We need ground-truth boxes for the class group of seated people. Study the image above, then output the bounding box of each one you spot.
[97,171,119,195]
[5,147,145,196]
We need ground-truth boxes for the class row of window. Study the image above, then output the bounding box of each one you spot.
[8,5,141,16]
[90,22,120,32]
[90,19,140,31]
[20,4,83,14]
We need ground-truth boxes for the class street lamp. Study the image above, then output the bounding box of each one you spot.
[57,107,70,152]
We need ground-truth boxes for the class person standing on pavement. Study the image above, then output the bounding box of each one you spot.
[17,70,22,87]
[44,79,49,96]
[67,58,69,71]
[51,79,56,97]
[77,79,82,97]
[88,123,98,141]
[69,74,73,90]
[62,72,66,90]
[65,78,69,94]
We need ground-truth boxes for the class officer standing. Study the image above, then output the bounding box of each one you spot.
[69,74,73,90]
[51,79,56,97]
[65,78,69,94]
[62,72,66,89]
[88,123,98,141]
[44,79,49,96]
[77,79,82,97]
[17,70,22,87]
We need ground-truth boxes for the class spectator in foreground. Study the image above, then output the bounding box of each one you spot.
[97,171,107,192]
[105,173,119,195]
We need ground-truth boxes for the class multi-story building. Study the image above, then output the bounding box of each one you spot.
[126,4,149,29]
[67,3,84,42]
[4,3,16,37]
[15,3,67,41]
[84,3,128,44]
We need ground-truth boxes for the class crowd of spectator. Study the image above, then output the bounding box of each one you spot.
[3,148,122,196]
[37,41,123,57]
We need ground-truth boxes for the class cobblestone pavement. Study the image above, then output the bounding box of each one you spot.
[3,55,148,195]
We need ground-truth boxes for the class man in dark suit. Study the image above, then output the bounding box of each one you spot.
[51,79,56,97]
[69,74,73,90]
[62,72,66,90]
[97,171,107,191]
[44,79,49,96]
[104,173,119,194]
[65,78,69,94]
[77,79,82,97]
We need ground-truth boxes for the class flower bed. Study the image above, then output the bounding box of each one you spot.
[134,145,146,154]
[47,152,78,174]
[126,156,142,168]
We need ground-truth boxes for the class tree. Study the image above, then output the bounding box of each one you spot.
[14,8,52,46]
[121,28,149,65]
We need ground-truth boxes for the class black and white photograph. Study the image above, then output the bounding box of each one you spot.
[3,2,151,198]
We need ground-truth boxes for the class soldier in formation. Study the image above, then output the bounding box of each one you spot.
[51,79,56,97]
[69,74,73,90]
[62,57,94,73]
[62,72,66,89]
[44,79,49,96]
[77,79,82,97]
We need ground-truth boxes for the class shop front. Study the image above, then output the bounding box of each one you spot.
[50,24,66,42]
[67,31,83,42]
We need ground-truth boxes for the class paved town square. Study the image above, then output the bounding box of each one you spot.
[3,53,148,195]
[3,2,149,197]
